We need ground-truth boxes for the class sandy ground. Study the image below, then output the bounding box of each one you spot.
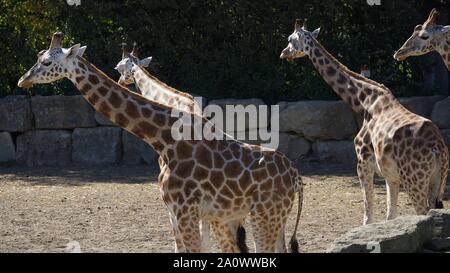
[0,164,448,253]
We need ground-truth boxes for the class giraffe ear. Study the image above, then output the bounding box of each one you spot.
[65,44,82,59]
[77,46,87,57]
[311,28,321,38]
[139,57,152,67]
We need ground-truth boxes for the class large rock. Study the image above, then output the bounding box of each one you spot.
[72,127,122,165]
[439,129,450,148]
[398,95,444,119]
[431,97,450,129]
[16,130,72,166]
[312,140,356,163]
[122,131,158,165]
[0,132,16,163]
[207,98,268,132]
[327,215,434,253]
[279,101,357,140]
[277,133,311,162]
[0,96,32,132]
[31,95,96,129]
[95,112,116,126]
[427,209,450,238]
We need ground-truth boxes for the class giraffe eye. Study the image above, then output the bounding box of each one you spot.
[419,35,429,40]
[42,61,52,66]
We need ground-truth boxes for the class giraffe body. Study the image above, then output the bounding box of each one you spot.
[115,45,216,252]
[281,20,448,225]
[115,45,250,252]
[18,32,303,252]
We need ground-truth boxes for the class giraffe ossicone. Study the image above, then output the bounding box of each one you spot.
[281,19,448,225]
[18,32,304,253]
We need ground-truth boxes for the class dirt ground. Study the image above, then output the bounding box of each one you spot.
[0,164,448,253]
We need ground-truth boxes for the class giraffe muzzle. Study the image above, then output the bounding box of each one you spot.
[393,49,409,61]
[17,74,34,89]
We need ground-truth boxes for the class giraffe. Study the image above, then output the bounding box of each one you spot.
[18,32,303,253]
[115,43,246,252]
[280,20,448,225]
[394,8,450,71]
[115,44,202,115]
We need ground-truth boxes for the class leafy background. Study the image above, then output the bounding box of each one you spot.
[1,0,449,103]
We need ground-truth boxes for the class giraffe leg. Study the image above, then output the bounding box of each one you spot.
[275,224,287,253]
[356,157,376,225]
[428,165,442,209]
[174,206,202,253]
[249,213,286,253]
[355,124,376,225]
[200,220,212,252]
[250,192,291,253]
[402,177,430,215]
[168,211,185,253]
[210,219,242,253]
[385,179,400,220]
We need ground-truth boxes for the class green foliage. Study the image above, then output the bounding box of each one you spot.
[0,0,441,103]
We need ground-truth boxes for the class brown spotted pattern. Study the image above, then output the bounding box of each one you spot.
[25,52,304,253]
[281,23,448,226]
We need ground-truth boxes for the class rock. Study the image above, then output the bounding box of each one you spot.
[207,98,268,132]
[312,140,356,163]
[279,101,357,140]
[427,209,450,238]
[327,215,434,253]
[95,112,116,126]
[424,238,450,252]
[398,95,444,119]
[72,127,122,165]
[122,131,158,165]
[440,130,450,148]
[31,95,96,129]
[277,133,311,162]
[0,132,16,163]
[0,96,32,132]
[16,130,72,166]
[431,97,450,129]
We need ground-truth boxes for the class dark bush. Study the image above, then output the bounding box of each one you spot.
[0,0,447,103]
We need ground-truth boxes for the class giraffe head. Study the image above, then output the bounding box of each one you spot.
[280,19,320,60]
[17,32,87,88]
[115,43,152,86]
[394,9,450,61]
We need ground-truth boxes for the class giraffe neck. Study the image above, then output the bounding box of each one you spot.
[67,56,179,156]
[435,31,450,71]
[131,65,201,114]
[306,37,398,117]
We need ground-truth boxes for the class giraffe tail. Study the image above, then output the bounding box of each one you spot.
[236,223,249,253]
[289,174,303,253]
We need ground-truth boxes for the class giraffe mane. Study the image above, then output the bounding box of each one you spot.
[311,36,391,93]
[77,55,197,115]
[135,65,196,101]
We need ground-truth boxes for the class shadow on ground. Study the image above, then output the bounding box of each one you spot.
[0,164,159,186]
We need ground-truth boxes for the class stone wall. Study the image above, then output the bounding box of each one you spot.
[1,94,449,166]
[0,95,157,166]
